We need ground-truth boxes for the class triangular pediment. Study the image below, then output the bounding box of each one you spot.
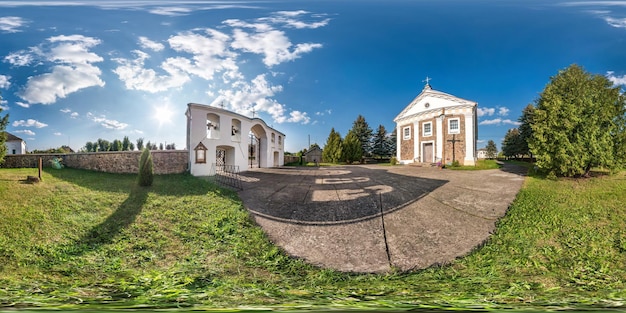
[394,85,477,123]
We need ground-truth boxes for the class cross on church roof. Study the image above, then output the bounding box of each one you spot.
[423,76,432,85]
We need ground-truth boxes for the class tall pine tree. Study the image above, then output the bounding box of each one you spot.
[350,115,373,159]
[372,124,389,158]
[322,128,342,163]
[342,130,362,164]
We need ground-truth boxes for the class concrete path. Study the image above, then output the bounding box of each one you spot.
[237,163,526,273]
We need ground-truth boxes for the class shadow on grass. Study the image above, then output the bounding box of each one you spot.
[43,167,229,197]
[41,167,238,258]
[77,184,149,249]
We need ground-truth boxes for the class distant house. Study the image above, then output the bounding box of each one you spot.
[477,148,488,159]
[3,132,26,155]
[304,146,322,163]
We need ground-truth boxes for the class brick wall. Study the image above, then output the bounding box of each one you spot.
[1,150,189,174]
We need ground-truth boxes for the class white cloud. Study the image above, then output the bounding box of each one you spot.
[285,110,310,124]
[14,34,105,104]
[87,112,128,130]
[212,74,308,124]
[260,11,331,29]
[54,132,62,136]
[607,71,626,85]
[0,16,28,33]
[0,75,10,88]
[477,107,495,117]
[498,107,510,116]
[16,102,29,108]
[149,6,192,16]
[12,119,48,128]
[60,108,71,113]
[4,51,34,66]
[14,129,35,136]
[70,112,79,118]
[113,50,191,92]
[0,101,7,111]
[605,16,626,28]
[138,36,164,51]
[315,109,332,116]
[479,118,521,126]
[230,27,322,67]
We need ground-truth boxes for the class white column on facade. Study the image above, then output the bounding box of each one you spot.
[396,126,402,161]
[435,116,443,161]
[464,111,476,165]
[413,121,419,162]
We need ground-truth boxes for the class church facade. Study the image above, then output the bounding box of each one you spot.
[393,83,477,166]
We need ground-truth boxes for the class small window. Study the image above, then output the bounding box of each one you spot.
[403,126,411,140]
[448,118,460,134]
[278,135,282,146]
[423,122,432,137]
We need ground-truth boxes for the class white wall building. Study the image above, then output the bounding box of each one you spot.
[185,103,285,176]
[4,132,26,155]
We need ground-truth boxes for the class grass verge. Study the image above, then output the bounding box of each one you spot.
[0,167,625,310]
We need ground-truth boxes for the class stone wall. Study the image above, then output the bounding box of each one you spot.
[400,124,414,161]
[1,150,189,174]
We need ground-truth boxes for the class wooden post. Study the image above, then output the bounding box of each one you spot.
[38,157,42,181]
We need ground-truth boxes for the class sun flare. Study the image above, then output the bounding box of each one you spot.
[154,106,173,125]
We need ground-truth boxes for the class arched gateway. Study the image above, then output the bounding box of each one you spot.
[185,103,285,176]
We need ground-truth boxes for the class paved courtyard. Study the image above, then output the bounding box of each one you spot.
[237,163,526,273]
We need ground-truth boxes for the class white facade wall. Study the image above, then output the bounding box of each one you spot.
[6,140,26,154]
[186,103,285,176]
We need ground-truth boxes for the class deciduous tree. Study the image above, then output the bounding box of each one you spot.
[529,64,626,177]
[136,138,144,151]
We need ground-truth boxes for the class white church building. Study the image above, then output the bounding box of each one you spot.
[185,103,285,176]
[394,82,478,166]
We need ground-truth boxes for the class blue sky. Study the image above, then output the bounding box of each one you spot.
[1,0,626,153]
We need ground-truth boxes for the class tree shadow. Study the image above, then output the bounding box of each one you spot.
[43,167,214,197]
[238,166,449,226]
[76,185,149,250]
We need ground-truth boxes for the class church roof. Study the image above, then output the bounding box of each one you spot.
[394,83,477,123]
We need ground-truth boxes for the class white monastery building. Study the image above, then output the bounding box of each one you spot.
[186,103,285,176]
[394,82,478,166]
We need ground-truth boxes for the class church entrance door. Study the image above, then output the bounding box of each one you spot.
[423,143,433,163]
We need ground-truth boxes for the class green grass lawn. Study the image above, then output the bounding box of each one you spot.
[0,167,625,310]
[448,159,502,170]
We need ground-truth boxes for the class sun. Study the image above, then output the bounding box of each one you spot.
[154,105,173,125]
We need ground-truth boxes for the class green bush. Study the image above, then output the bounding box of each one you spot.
[451,160,460,167]
[138,148,154,186]
[390,156,398,165]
